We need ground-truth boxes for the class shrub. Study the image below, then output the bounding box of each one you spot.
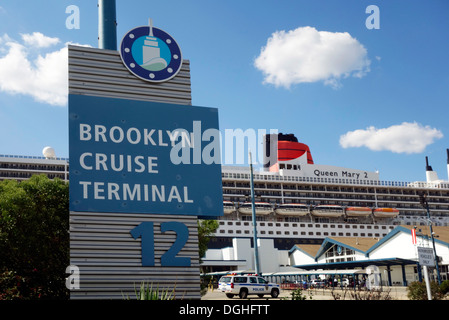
[440,280,449,296]
[122,281,175,300]
[407,281,443,300]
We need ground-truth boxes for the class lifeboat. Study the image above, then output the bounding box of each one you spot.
[275,203,309,216]
[373,208,399,218]
[223,201,236,214]
[311,205,344,217]
[238,202,273,215]
[345,206,372,217]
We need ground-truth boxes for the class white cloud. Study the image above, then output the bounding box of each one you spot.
[339,122,443,154]
[0,33,88,106]
[21,32,60,48]
[254,26,371,89]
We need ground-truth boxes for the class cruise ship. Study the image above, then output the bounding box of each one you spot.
[1,136,449,253]
[211,133,449,251]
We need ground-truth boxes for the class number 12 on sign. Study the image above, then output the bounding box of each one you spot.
[130,221,191,267]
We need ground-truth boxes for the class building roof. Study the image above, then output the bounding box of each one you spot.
[313,236,380,261]
[366,225,449,255]
[291,225,449,262]
[327,236,380,253]
[289,244,321,258]
[400,225,449,245]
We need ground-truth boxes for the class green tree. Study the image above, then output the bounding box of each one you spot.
[197,219,218,263]
[0,175,69,299]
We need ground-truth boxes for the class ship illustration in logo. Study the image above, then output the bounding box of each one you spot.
[141,19,168,71]
[120,19,182,82]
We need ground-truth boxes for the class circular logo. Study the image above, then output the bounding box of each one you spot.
[120,24,182,83]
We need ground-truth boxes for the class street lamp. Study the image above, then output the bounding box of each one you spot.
[418,192,442,284]
[249,151,260,275]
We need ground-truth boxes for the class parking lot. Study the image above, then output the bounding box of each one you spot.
[201,286,409,300]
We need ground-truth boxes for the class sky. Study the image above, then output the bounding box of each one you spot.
[0,0,448,183]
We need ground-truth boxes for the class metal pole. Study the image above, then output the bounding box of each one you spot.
[98,0,117,50]
[249,151,260,275]
[423,266,432,300]
[421,193,441,284]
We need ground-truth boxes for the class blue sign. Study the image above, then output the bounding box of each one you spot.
[68,94,223,218]
[120,19,182,83]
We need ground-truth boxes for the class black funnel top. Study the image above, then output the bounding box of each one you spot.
[426,156,433,171]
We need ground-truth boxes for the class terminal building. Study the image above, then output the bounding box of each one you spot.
[203,225,449,286]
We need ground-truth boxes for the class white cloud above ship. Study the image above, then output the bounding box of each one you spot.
[339,122,443,154]
[0,32,90,107]
[254,26,371,89]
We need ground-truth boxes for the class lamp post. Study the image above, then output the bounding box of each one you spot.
[249,151,260,275]
[419,193,442,285]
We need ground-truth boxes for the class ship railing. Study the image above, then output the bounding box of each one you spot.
[221,172,449,190]
[0,154,69,162]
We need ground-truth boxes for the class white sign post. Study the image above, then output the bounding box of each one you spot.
[418,246,435,300]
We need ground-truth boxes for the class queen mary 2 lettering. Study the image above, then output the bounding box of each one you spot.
[266,133,379,181]
[68,94,223,218]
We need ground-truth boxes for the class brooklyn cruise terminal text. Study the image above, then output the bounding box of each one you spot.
[79,180,193,203]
